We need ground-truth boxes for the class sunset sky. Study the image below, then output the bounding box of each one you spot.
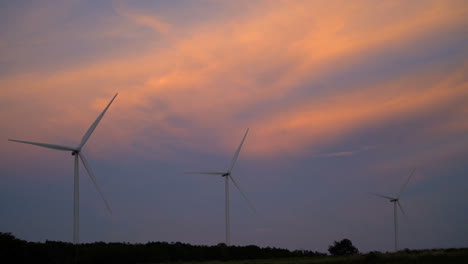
[1,0,467,253]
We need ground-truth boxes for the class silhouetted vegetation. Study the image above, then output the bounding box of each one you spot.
[3,232,468,263]
[328,238,359,256]
[0,232,324,264]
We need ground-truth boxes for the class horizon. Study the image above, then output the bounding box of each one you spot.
[3,231,467,254]
[0,0,467,253]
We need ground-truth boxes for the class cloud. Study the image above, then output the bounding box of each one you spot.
[311,146,377,158]
[255,227,274,233]
[250,62,467,155]
[113,2,171,35]
[0,0,466,162]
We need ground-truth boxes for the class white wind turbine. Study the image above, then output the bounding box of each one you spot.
[188,128,255,246]
[370,168,415,252]
[8,93,118,244]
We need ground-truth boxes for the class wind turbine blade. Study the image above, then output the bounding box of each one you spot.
[185,171,225,175]
[8,139,76,151]
[78,153,112,214]
[397,201,406,217]
[228,128,249,173]
[368,192,395,200]
[78,93,118,149]
[229,175,256,213]
[397,168,415,198]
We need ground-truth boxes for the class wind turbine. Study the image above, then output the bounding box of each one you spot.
[8,93,118,244]
[188,128,255,246]
[370,168,415,252]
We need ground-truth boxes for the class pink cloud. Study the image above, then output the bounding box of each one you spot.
[1,0,466,162]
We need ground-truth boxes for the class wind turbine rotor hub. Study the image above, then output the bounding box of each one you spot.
[71,150,80,156]
[222,173,230,177]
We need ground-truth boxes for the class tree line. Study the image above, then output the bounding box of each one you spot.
[0,232,325,264]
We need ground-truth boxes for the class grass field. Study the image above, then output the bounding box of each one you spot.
[163,248,468,264]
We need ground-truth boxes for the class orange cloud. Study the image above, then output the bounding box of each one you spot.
[1,0,466,161]
[113,2,171,35]
[250,63,468,156]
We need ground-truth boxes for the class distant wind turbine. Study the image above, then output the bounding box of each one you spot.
[370,168,416,252]
[188,128,255,246]
[8,93,118,244]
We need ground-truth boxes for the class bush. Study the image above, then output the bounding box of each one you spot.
[328,238,359,256]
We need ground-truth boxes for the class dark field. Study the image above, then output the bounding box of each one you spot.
[166,249,468,264]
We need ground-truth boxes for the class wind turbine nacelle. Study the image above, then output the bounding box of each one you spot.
[72,151,79,156]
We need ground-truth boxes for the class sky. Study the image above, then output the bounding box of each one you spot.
[0,0,467,253]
